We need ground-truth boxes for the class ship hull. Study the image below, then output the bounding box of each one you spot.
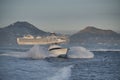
[17,38,66,45]
[49,48,68,57]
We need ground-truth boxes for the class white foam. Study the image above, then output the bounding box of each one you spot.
[91,49,120,51]
[0,46,94,80]
[0,52,27,58]
[0,45,94,59]
[0,45,56,59]
[26,45,61,59]
[26,45,50,59]
[47,65,73,80]
[68,46,94,58]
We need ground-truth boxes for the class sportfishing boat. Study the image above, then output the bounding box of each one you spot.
[48,44,69,57]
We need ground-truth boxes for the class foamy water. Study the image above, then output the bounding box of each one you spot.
[0,45,94,80]
[0,56,73,80]
[0,45,94,59]
[0,47,120,80]
[0,45,74,80]
[68,46,94,58]
[47,65,73,80]
[27,45,50,59]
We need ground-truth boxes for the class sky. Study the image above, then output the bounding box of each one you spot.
[0,0,120,34]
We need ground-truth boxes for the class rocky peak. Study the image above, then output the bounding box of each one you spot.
[76,26,118,35]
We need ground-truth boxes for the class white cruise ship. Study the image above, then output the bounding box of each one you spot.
[17,33,69,45]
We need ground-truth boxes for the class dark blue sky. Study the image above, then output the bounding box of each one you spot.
[0,0,120,33]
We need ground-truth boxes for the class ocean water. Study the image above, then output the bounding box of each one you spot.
[0,45,120,80]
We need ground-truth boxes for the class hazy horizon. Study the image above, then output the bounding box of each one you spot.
[0,0,120,33]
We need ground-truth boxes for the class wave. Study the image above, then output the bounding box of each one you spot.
[26,45,50,59]
[0,57,73,80]
[90,49,120,51]
[0,45,94,59]
[68,46,94,58]
[47,65,73,80]
[0,45,93,80]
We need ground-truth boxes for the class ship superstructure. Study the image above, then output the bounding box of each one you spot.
[17,33,69,45]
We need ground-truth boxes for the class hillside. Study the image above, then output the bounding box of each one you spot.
[70,26,120,48]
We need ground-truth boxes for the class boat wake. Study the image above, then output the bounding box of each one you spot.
[0,45,93,80]
[0,56,73,80]
[47,65,73,80]
[0,45,94,59]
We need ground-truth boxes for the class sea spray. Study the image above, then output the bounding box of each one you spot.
[27,45,50,59]
[0,45,94,59]
[68,46,94,58]
[0,45,50,59]
[0,45,59,59]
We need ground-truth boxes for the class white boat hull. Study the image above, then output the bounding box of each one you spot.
[49,48,68,57]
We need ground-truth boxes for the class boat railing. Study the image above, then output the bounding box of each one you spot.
[23,35,34,39]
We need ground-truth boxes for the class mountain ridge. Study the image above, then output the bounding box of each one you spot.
[73,26,119,36]
[70,26,120,46]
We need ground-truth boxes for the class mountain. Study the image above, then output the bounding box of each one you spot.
[1,22,120,49]
[0,21,49,45]
[70,26,120,48]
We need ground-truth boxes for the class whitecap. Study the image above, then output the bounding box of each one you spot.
[68,46,94,58]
